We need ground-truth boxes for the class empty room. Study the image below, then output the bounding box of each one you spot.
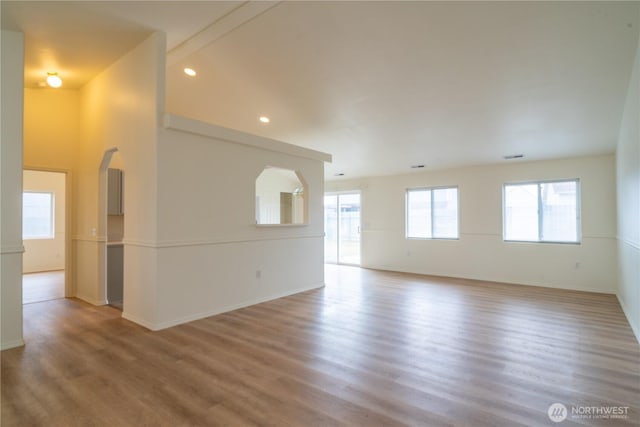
[1,1,638,425]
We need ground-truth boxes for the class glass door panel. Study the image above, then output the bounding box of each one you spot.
[324,195,338,263]
[338,194,360,264]
[324,193,361,265]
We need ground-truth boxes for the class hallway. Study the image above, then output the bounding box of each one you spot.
[23,270,64,304]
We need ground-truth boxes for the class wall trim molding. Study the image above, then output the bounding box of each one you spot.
[366,265,617,295]
[121,311,155,330]
[72,235,107,243]
[362,230,617,241]
[125,281,325,331]
[617,293,640,344]
[618,236,640,250]
[123,234,324,249]
[1,338,25,351]
[1,245,25,255]
[75,293,107,307]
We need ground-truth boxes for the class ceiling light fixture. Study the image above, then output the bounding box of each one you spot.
[334,173,345,177]
[259,116,270,123]
[503,154,524,160]
[46,72,62,88]
[183,67,197,77]
[411,164,425,169]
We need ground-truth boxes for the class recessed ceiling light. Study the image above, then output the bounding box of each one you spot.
[503,154,524,160]
[183,67,197,77]
[334,173,345,176]
[411,164,425,169]
[259,116,270,123]
[46,72,62,88]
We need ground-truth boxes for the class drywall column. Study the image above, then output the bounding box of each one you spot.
[616,36,640,342]
[78,33,165,326]
[1,30,25,349]
[74,33,166,318]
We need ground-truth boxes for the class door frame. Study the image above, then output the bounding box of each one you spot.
[22,166,73,298]
[98,147,120,307]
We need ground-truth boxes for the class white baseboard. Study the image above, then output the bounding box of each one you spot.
[125,282,325,331]
[1,338,25,351]
[369,265,617,294]
[75,294,107,306]
[617,293,640,344]
[121,311,155,330]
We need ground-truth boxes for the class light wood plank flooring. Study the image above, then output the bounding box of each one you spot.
[2,265,639,426]
[22,270,65,304]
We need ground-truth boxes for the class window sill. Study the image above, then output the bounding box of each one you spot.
[256,223,309,228]
[503,240,581,245]
[406,237,459,241]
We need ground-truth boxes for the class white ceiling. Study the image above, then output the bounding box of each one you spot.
[1,1,243,88]
[3,1,639,179]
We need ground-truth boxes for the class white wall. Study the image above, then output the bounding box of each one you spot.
[327,154,617,293]
[1,30,25,349]
[77,33,165,312]
[616,37,640,342]
[24,89,80,171]
[144,115,328,330]
[23,170,66,273]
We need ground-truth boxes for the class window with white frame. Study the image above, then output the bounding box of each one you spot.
[503,179,580,243]
[23,192,55,240]
[406,187,459,239]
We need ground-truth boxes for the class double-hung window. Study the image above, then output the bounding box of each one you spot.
[406,187,459,239]
[503,179,580,243]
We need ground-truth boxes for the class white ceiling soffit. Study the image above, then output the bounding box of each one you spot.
[1,1,246,89]
[167,1,280,66]
[2,1,149,89]
[166,1,640,179]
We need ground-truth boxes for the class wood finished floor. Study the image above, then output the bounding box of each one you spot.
[2,265,639,426]
[22,270,65,304]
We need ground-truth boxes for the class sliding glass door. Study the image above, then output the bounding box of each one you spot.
[324,193,361,265]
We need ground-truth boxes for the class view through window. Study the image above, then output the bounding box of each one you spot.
[406,187,459,239]
[23,192,54,240]
[503,179,580,243]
